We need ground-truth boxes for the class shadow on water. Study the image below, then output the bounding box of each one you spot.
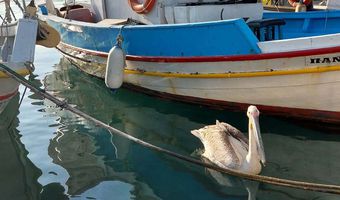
[28,57,340,200]
[0,94,42,199]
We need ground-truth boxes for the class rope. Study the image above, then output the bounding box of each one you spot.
[4,0,12,23]
[1,63,340,195]
[18,86,27,107]
[8,5,17,21]
[274,0,280,12]
[1,0,24,23]
[116,25,125,48]
[13,0,25,14]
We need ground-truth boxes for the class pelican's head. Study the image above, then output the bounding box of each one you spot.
[247,105,266,166]
[247,105,260,119]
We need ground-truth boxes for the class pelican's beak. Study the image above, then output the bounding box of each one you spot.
[250,115,266,166]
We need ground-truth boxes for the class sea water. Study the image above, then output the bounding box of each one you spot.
[1,1,340,200]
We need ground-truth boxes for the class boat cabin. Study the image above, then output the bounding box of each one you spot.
[42,0,289,42]
[44,0,264,25]
[98,0,263,24]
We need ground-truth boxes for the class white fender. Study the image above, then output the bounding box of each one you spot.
[105,45,125,89]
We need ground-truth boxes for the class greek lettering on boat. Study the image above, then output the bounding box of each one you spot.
[309,56,340,64]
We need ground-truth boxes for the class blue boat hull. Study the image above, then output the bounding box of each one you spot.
[263,10,340,39]
[47,17,261,57]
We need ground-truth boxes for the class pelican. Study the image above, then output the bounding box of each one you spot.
[191,105,266,175]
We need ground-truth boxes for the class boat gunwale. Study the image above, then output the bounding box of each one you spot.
[58,42,340,63]
[43,14,243,29]
[59,42,340,78]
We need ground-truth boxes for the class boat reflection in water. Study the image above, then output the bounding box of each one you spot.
[40,57,340,199]
[0,94,42,200]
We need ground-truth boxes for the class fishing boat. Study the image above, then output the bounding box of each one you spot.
[263,0,340,39]
[38,0,340,123]
[0,0,39,114]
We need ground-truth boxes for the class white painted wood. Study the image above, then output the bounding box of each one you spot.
[0,63,24,114]
[164,6,175,24]
[59,43,340,112]
[45,0,57,15]
[11,19,38,63]
[90,0,106,21]
[173,6,190,23]
[105,0,159,24]
[124,70,340,111]
[327,0,340,9]
[258,33,340,53]
[0,78,19,97]
[103,0,263,24]
[0,22,17,37]
[171,3,263,23]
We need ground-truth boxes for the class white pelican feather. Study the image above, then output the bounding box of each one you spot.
[191,105,265,175]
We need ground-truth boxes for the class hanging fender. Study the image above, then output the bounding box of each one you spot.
[128,0,156,14]
[105,45,125,90]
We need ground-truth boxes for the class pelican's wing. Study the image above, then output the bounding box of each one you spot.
[216,120,249,150]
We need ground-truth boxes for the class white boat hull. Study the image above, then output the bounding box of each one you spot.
[0,61,31,114]
[0,78,19,114]
[58,42,340,123]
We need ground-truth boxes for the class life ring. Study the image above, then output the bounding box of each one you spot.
[128,0,156,14]
[288,0,312,7]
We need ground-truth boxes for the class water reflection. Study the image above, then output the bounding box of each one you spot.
[40,58,340,200]
[199,156,259,200]
[0,94,42,199]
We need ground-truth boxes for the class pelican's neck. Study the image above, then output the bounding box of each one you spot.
[245,112,263,174]
[247,120,258,161]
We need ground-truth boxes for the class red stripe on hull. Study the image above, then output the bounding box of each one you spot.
[59,42,340,63]
[0,90,18,101]
[123,83,340,125]
[127,46,340,63]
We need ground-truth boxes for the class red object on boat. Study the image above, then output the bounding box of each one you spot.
[128,0,156,14]
[66,8,95,23]
[288,0,312,7]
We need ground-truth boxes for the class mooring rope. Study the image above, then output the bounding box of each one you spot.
[1,63,340,195]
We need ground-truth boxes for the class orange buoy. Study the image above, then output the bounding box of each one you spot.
[128,0,156,14]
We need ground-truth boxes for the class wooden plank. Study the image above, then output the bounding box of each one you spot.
[97,18,128,25]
